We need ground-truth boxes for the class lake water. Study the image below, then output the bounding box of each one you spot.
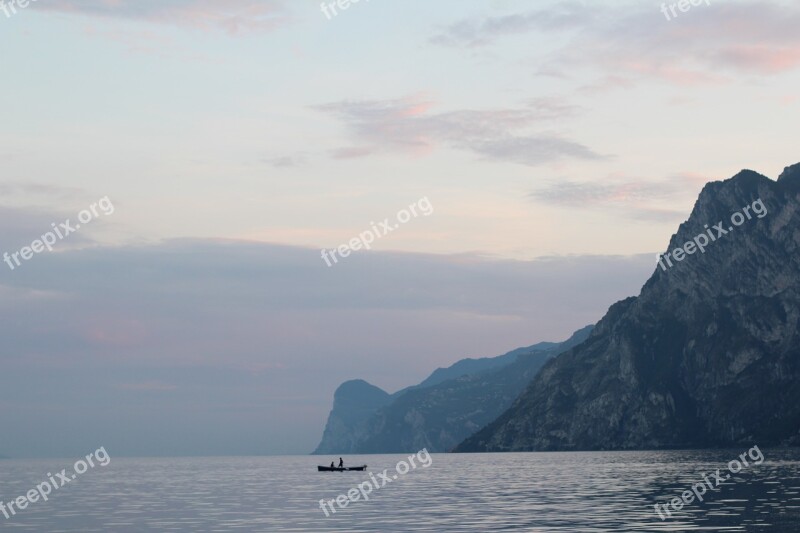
[1,449,799,531]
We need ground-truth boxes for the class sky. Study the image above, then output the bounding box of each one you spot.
[0,0,798,457]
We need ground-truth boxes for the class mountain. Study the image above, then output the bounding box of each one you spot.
[456,164,800,452]
[415,341,558,389]
[313,339,569,455]
[313,326,592,454]
[313,379,393,454]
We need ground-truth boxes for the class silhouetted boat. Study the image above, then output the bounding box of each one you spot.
[317,465,367,472]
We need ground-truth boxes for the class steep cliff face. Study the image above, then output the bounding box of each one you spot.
[313,327,592,454]
[313,380,391,455]
[456,164,800,452]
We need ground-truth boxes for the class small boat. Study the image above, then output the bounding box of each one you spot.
[318,465,367,472]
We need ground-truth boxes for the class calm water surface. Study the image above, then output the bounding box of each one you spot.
[1,449,799,532]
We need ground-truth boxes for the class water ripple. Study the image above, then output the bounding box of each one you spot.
[1,449,799,531]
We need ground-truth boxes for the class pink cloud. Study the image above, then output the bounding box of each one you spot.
[315,96,602,166]
[709,46,800,74]
[35,0,290,34]
[83,317,150,348]
[435,1,800,86]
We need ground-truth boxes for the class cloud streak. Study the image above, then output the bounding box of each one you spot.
[35,0,290,34]
[432,1,800,84]
[315,96,602,166]
[530,173,706,221]
[0,182,84,199]
[430,1,599,48]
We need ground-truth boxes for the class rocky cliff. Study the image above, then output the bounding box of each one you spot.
[313,326,592,454]
[313,380,392,455]
[455,164,800,452]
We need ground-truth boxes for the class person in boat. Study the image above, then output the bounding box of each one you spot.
[338,457,344,468]
[330,461,335,468]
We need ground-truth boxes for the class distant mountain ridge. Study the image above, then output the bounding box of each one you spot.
[415,341,558,390]
[456,163,800,452]
[313,327,592,454]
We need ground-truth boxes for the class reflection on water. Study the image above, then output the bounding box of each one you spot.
[1,449,799,531]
